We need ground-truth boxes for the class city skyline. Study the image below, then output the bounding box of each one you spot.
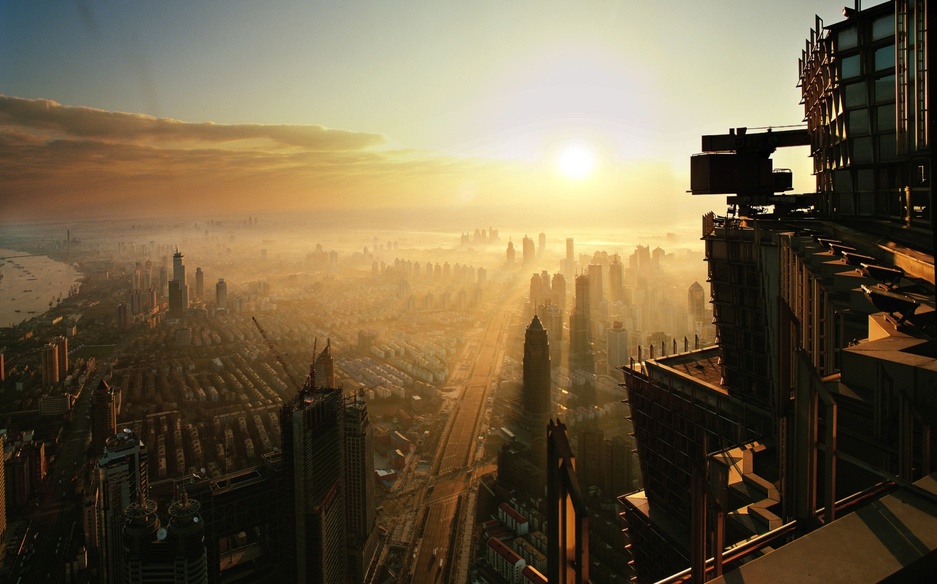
[0,0,871,222]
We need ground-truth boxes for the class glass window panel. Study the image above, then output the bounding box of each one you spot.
[853,137,873,163]
[874,75,895,103]
[841,54,861,78]
[838,26,858,49]
[876,104,896,132]
[834,169,853,193]
[857,169,875,192]
[849,109,870,135]
[874,45,895,71]
[877,134,897,161]
[872,15,894,40]
[844,83,867,107]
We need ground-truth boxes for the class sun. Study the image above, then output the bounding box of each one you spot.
[556,143,596,180]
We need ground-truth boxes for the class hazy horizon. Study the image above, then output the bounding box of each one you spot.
[0,0,881,225]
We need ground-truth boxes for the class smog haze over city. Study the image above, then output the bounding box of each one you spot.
[0,2,886,583]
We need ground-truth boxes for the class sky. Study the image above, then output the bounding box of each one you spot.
[0,0,886,227]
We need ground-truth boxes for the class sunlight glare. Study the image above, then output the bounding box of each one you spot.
[557,143,596,180]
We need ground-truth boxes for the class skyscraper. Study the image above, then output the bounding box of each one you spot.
[621,3,937,582]
[53,335,68,379]
[546,420,589,584]
[606,321,629,375]
[314,339,334,389]
[41,343,59,387]
[521,316,552,458]
[97,429,149,584]
[280,383,346,583]
[169,250,188,316]
[215,279,227,313]
[91,380,117,456]
[522,235,535,267]
[507,240,516,266]
[344,393,378,582]
[551,272,566,314]
[538,232,546,256]
[194,267,204,301]
[568,275,594,406]
[608,257,624,304]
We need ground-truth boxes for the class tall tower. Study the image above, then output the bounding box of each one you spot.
[609,257,624,304]
[41,343,59,387]
[215,279,227,312]
[538,232,546,256]
[522,235,535,267]
[607,321,630,375]
[169,250,189,316]
[91,380,117,456]
[568,275,595,406]
[506,240,516,266]
[280,383,347,583]
[344,393,378,582]
[314,339,335,389]
[195,267,204,301]
[97,429,148,584]
[551,272,567,314]
[522,316,552,459]
[53,336,68,379]
[687,281,705,337]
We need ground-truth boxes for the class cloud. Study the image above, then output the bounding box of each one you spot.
[0,95,387,151]
[0,95,524,221]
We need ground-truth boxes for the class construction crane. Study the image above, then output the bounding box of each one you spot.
[251,316,304,391]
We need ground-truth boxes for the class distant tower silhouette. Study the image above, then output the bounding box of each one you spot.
[314,339,334,388]
[215,278,227,313]
[609,257,624,303]
[522,316,552,463]
[168,250,189,316]
[568,275,595,406]
[506,240,516,266]
[688,280,706,337]
[280,372,347,583]
[522,235,535,267]
[91,379,117,456]
[195,267,204,301]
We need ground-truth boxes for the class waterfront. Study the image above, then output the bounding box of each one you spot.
[0,248,81,328]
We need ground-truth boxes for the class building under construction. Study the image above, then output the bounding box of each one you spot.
[620,2,937,582]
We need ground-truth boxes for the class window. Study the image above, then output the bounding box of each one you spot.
[872,15,894,41]
[848,109,870,135]
[853,136,873,163]
[874,45,895,71]
[874,75,895,103]
[838,26,858,49]
[844,82,867,107]
[841,54,861,78]
[876,104,896,132]
[877,134,897,161]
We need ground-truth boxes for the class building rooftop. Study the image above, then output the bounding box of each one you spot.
[651,346,724,388]
[710,472,937,584]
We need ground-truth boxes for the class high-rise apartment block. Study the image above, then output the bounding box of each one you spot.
[215,278,227,313]
[621,2,937,582]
